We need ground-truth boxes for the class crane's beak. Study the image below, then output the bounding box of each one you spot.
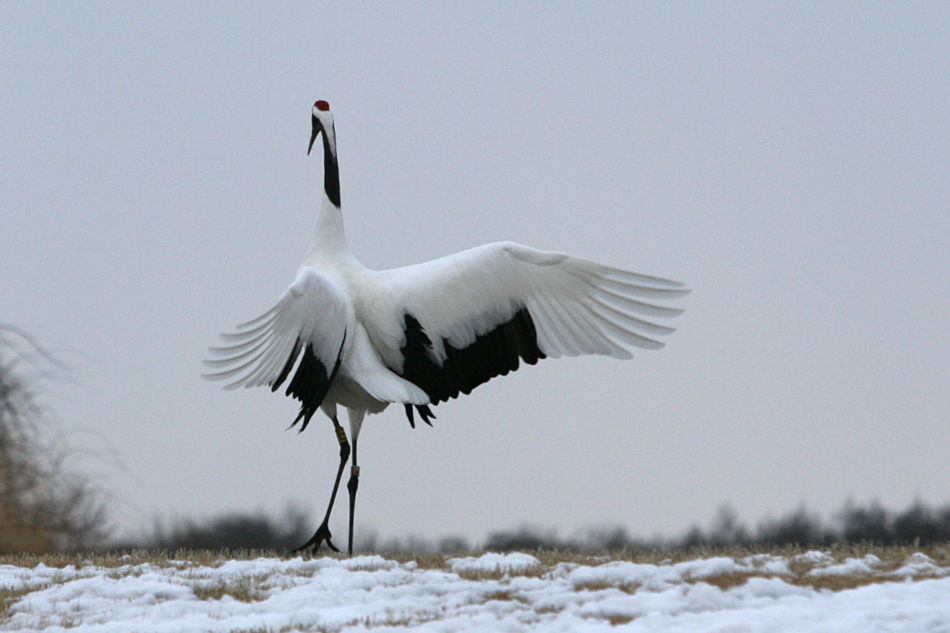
[308,115,321,155]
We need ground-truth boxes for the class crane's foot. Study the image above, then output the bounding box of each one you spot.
[292,520,339,555]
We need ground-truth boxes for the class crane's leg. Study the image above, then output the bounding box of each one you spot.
[346,409,365,556]
[347,437,359,555]
[293,415,350,554]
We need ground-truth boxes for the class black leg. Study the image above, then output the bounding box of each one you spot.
[293,416,350,554]
[346,436,360,555]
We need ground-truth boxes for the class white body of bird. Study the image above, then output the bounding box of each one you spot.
[205,100,687,554]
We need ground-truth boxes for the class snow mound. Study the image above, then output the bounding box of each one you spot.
[808,554,882,577]
[448,551,541,574]
[2,551,949,632]
[890,552,950,579]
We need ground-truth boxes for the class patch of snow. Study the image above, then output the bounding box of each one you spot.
[808,554,881,577]
[794,550,835,566]
[672,556,745,579]
[448,551,541,574]
[741,554,793,576]
[1,552,949,632]
[890,552,950,579]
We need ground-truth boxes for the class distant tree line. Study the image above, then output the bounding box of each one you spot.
[467,500,950,551]
[129,498,950,553]
[145,506,312,551]
[660,500,950,550]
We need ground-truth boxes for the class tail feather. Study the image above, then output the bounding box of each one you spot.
[404,404,436,428]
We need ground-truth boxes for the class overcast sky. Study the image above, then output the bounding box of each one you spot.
[2,3,948,545]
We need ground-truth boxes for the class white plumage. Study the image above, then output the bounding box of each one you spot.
[204,100,687,554]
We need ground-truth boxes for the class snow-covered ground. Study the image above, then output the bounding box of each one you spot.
[2,550,949,632]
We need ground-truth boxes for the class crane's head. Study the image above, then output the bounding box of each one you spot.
[309,100,336,157]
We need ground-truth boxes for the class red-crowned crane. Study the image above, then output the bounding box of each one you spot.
[204,100,688,555]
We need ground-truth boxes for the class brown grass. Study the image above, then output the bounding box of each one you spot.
[2,543,949,570]
[2,545,949,629]
[0,543,946,598]
[0,586,45,622]
[190,577,267,602]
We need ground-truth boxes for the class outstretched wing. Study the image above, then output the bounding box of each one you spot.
[368,241,687,405]
[203,266,350,428]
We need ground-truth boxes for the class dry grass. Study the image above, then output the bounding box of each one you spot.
[0,543,947,600]
[0,586,44,622]
[1,545,948,629]
[392,543,950,594]
[0,548,286,569]
[571,578,644,593]
[190,576,269,602]
[1,543,947,569]
[481,587,529,603]
[2,543,948,568]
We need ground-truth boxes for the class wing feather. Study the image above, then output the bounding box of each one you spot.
[368,241,686,404]
[204,267,350,421]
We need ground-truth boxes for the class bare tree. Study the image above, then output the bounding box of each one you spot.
[0,324,107,552]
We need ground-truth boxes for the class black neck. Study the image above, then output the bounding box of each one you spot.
[322,132,341,208]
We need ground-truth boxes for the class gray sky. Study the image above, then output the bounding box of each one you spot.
[2,3,948,545]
